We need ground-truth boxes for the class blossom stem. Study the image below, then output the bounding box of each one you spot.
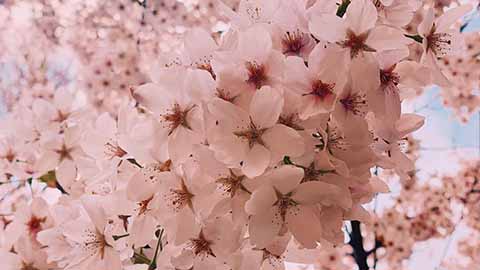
[126,158,143,168]
[112,233,130,241]
[404,34,423,44]
[133,252,151,265]
[148,228,164,270]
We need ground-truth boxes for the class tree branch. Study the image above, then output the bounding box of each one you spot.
[349,221,370,270]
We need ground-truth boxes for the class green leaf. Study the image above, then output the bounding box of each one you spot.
[38,170,68,194]
[133,252,151,265]
[39,170,57,187]
[283,156,293,165]
[336,0,351,17]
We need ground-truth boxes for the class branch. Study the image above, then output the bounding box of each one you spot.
[348,221,369,270]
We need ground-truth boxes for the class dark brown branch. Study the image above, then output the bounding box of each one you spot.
[349,221,369,270]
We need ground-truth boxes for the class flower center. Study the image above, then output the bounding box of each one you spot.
[234,121,266,148]
[301,162,333,182]
[338,29,376,58]
[104,141,127,159]
[161,103,194,135]
[216,169,247,198]
[166,179,194,212]
[340,93,367,116]
[156,159,172,172]
[138,196,154,215]
[189,230,215,257]
[21,263,40,270]
[52,110,70,123]
[83,229,110,259]
[426,28,452,57]
[3,149,16,163]
[196,62,216,80]
[55,143,74,162]
[245,61,268,89]
[216,88,236,103]
[282,31,308,56]
[326,126,347,151]
[274,190,297,221]
[380,68,400,88]
[26,215,46,236]
[305,80,335,100]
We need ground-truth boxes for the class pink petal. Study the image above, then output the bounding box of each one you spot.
[309,14,346,43]
[346,205,372,224]
[129,215,157,247]
[391,147,415,172]
[249,207,282,249]
[245,184,277,215]
[81,195,107,232]
[263,124,305,159]
[292,181,352,209]
[268,165,304,195]
[242,143,271,178]
[210,135,249,167]
[284,56,312,95]
[417,8,434,36]
[250,86,283,129]
[436,4,472,33]
[366,25,409,52]
[395,113,425,137]
[184,28,218,63]
[286,205,322,248]
[238,25,273,63]
[345,0,377,34]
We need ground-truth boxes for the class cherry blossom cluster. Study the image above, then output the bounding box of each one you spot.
[0,0,238,115]
[0,0,477,270]
[351,156,480,269]
[402,0,480,119]
[438,32,480,121]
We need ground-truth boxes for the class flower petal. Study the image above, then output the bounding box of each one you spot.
[417,8,434,36]
[245,184,277,215]
[345,0,377,34]
[263,124,305,159]
[436,4,472,33]
[395,113,425,137]
[268,165,304,195]
[249,207,282,249]
[250,86,283,128]
[292,181,352,209]
[242,143,271,178]
[309,14,346,43]
[286,205,321,248]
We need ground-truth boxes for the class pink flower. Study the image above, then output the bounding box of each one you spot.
[309,0,409,59]
[284,43,347,118]
[209,86,305,178]
[418,5,472,87]
[245,165,351,248]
